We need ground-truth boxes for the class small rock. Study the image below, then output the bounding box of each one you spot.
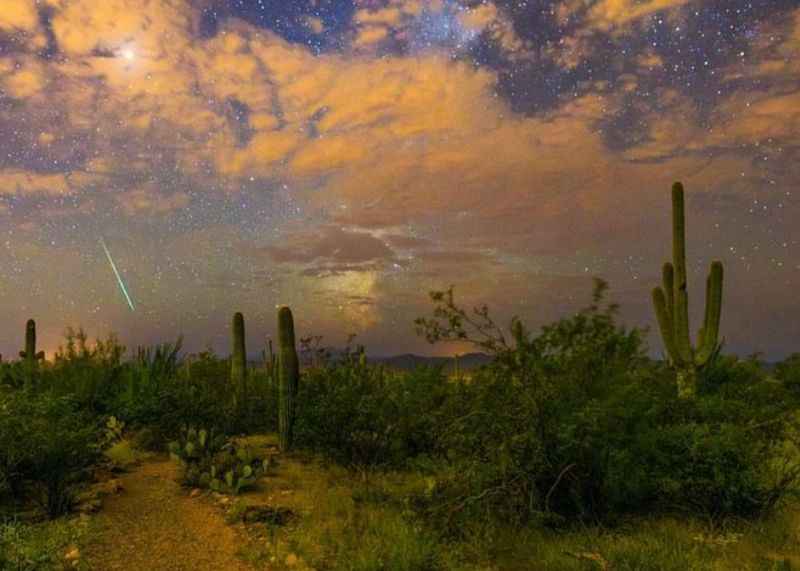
[219,496,230,505]
[285,553,299,567]
[76,498,102,514]
[106,479,124,494]
[190,488,202,498]
[65,547,80,561]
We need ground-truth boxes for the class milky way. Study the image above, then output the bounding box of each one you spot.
[0,0,798,359]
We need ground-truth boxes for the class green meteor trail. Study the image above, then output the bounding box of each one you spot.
[100,238,135,312]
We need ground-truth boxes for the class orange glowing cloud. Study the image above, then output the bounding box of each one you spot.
[587,0,694,31]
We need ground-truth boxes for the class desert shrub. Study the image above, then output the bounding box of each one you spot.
[0,390,101,518]
[42,328,126,414]
[238,368,280,434]
[413,280,800,529]
[132,426,167,452]
[775,353,800,396]
[294,360,451,472]
[112,342,240,439]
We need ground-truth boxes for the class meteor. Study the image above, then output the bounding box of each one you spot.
[100,238,136,311]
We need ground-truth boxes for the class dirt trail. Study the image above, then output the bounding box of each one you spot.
[84,458,255,571]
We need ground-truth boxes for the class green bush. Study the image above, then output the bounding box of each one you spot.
[294,360,450,471]
[412,281,800,528]
[0,390,101,518]
[775,353,800,396]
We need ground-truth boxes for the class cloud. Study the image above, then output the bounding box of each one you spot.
[266,225,397,267]
[117,185,190,216]
[586,0,694,32]
[1,0,799,356]
[0,169,76,196]
[0,0,39,32]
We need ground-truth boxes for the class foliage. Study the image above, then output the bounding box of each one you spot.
[414,280,799,527]
[46,327,127,413]
[1,517,89,571]
[0,390,102,518]
[776,353,800,396]
[295,360,450,472]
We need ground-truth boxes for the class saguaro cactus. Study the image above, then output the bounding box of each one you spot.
[277,306,299,452]
[652,182,724,398]
[231,312,247,409]
[265,338,276,375]
[19,319,45,364]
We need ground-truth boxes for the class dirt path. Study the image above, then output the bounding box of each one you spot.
[83,458,255,571]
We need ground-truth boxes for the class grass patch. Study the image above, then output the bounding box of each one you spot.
[0,517,91,570]
[231,434,800,571]
[103,439,142,470]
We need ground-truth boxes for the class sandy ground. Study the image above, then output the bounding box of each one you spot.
[83,458,255,571]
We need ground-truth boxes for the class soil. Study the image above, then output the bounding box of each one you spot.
[83,458,255,571]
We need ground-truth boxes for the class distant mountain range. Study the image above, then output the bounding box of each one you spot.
[369,352,493,372]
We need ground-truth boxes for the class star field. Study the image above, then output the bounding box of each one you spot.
[0,0,798,358]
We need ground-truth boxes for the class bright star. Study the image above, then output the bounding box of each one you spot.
[121,48,135,61]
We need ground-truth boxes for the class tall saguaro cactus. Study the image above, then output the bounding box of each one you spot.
[277,306,300,452]
[230,312,248,409]
[652,182,724,398]
[19,319,45,389]
[19,319,45,364]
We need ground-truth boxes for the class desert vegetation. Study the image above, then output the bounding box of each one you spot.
[1,184,799,569]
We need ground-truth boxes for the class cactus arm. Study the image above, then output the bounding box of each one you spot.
[697,270,712,351]
[652,287,679,364]
[662,262,675,327]
[696,261,723,365]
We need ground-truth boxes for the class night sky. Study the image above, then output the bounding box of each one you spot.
[1,0,798,359]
